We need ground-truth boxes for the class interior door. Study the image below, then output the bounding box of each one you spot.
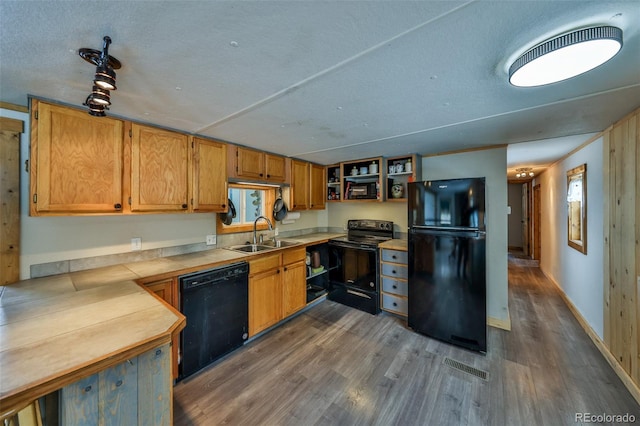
[533,184,541,261]
[521,182,530,256]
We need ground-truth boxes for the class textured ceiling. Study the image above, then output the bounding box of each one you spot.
[1,1,639,178]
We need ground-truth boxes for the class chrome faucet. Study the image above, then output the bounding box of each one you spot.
[253,215,273,245]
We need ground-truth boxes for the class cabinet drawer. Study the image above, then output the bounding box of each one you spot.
[282,246,306,265]
[381,277,408,297]
[381,263,408,279]
[381,249,407,264]
[381,293,408,315]
[250,253,281,275]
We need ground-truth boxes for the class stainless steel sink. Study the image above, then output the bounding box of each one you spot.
[261,239,301,248]
[225,244,275,253]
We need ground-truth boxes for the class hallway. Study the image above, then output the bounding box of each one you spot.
[173,255,639,425]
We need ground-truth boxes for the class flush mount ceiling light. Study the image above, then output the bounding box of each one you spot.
[515,168,535,178]
[79,36,122,116]
[509,26,622,87]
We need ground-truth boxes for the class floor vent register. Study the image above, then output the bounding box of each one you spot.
[443,357,488,381]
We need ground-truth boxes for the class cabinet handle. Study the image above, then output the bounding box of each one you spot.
[182,204,188,209]
[393,302,398,307]
[114,203,122,210]
[267,174,271,178]
[115,380,123,387]
[392,255,397,259]
[222,204,226,209]
[259,173,264,177]
[393,285,397,289]
[392,270,396,274]
[277,269,280,274]
[84,385,92,393]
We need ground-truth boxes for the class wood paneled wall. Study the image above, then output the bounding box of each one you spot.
[603,107,640,391]
[0,117,23,284]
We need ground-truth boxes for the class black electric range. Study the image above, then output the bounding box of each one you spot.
[327,220,394,314]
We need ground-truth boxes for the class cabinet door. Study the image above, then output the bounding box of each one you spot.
[309,163,326,210]
[145,280,172,304]
[290,160,310,210]
[32,101,124,214]
[282,260,307,317]
[131,124,189,212]
[143,278,179,379]
[192,138,227,212]
[264,154,287,183]
[236,147,265,180]
[249,268,282,336]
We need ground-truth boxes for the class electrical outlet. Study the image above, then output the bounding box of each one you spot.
[274,228,279,236]
[206,234,216,246]
[131,237,142,251]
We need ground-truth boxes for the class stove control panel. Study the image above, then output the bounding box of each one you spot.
[347,219,394,239]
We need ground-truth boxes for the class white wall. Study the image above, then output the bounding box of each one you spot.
[326,202,407,236]
[538,137,604,338]
[422,147,510,325]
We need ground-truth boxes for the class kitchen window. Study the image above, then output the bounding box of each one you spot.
[229,186,266,225]
[217,184,275,234]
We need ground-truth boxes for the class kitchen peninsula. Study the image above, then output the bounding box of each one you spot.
[0,232,340,423]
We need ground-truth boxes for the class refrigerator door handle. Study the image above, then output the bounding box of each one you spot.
[411,228,485,239]
[412,225,481,232]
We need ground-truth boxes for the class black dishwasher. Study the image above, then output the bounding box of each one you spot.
[178,261,249,381]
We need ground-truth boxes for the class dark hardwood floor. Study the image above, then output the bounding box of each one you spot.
[173,254,640,425]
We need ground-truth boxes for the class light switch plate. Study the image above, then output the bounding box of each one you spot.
[131,237,142,251]
[206,235,216,245]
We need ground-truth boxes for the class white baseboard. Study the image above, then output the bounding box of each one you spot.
[488,313,511,331]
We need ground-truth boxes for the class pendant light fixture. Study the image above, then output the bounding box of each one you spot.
[509,26,622,87]
[79,36,122,116]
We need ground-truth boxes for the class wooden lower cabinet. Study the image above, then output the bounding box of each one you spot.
[248,247,306,337]
[249,265,282,336]
[282,260,307,317]
[142,278,180,380]
[59,343,172,425]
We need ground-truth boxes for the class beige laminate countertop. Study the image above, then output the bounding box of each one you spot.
[379,239,408,251]
[0,232,342,418]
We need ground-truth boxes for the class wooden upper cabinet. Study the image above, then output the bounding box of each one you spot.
[130,124,189,212]
[287,160,326,211]
[236,146,265,180]
[264,154,287,183]
[289,159,310,211]
[30,101,124,214]
[192,138,227,212]
[231,146,287,183]
[309,163,326,210]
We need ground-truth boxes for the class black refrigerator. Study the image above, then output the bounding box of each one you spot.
[407,178,487,353]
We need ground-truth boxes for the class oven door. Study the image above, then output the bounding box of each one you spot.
[329,241,378,292]
[328,240,380,315]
